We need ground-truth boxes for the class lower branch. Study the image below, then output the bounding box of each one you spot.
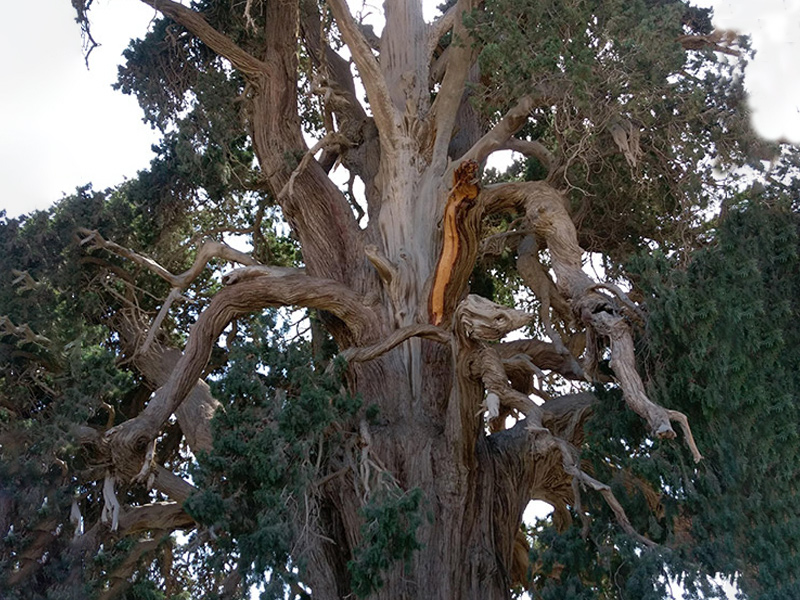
[105,272,377,482]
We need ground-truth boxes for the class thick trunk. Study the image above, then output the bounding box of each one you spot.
[302,365,592,600]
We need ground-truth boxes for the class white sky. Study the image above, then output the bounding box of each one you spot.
[1,0,798,219]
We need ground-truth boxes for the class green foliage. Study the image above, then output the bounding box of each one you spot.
[185,313,361,596]
[528,198,800,599]
[633,199,800,600]
[0,163,298,596]
[347,486,424,598]
[465,0,760,272]
[0,191,152,598]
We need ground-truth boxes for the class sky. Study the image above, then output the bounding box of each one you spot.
[0,0,798,219]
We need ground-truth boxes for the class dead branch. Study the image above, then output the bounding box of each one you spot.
[496,338,586,383]
[551,435,656,547]
[78,229,259,290]
[459,95,542,165]
[480,181,702,459]
[608,118,642,168]
[426,2,458,64]
[430,0,479,163]
[137,287,185,357]
[516,234,573,353]
[279,132,352,200]
[79,230,263,354]
[501,137,556,175]
[117,501,194,535]
[454,295,542,423]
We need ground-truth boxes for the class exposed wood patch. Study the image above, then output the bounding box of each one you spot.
[429,160,481,325]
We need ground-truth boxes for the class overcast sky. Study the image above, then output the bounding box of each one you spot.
[1,0,798,219]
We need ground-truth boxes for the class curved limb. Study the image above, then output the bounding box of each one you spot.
[78,229,260,290]
[105,272,378,483]
[480,181,702,460]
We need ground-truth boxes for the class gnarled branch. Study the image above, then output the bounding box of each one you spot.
[78,229,259,291]
[480,181,702,460]
[459,95,541,165]
[501,137,556,175]
[341,323,452,364]
[138,0,267,77]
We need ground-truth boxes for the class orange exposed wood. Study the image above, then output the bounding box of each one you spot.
[430,160,480,325]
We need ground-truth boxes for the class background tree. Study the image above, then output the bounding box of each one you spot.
[1,0,798,599]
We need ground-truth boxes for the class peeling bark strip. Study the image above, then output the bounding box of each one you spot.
[430,160,481,325]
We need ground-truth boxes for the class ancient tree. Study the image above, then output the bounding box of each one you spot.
[2,0,797,598]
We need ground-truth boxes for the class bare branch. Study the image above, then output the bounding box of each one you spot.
[496,338,585,381]
[138,287,185,357]
[341,324,452,364]
[279,132,352,200]
[326,0,399,153]
[551,435,657,547]
[516,234,573,354]
[430,0,479,164]
[221,265,305,285]
[501,138,556,174]
[459,95,542,165]
[426,3,458,64]
[152,465,198,503]
[116,310,221,456]
[117,501,194,535]
[480,181,702,459]
[78,229,259,290]
[138,0,267,77]
[666,410,704,463]
[587,281,645,323]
